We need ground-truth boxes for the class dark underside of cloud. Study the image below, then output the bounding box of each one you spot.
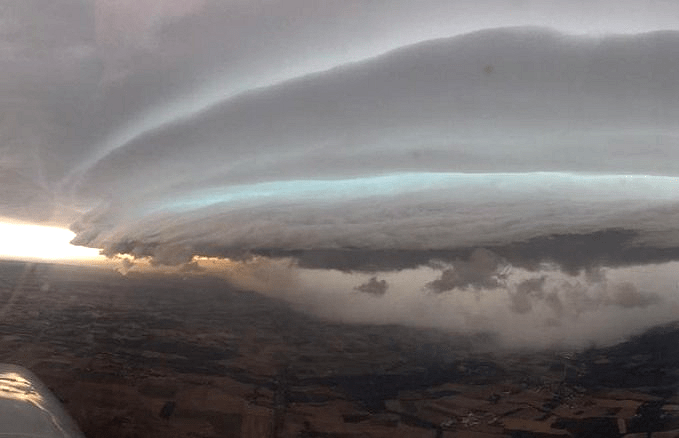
[251,229,679,273]
[354,277,389,296]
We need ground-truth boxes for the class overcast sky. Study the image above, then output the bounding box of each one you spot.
[1,0,679,347]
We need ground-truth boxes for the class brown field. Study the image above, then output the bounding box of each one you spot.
[0,260,677,438]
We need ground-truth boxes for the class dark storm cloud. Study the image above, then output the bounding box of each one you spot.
[489,229,679,275]
[0,1,679,276]
[354,277,388,296]
[425,249,509,293]
[247,229,679,273]
[266,229,679,274]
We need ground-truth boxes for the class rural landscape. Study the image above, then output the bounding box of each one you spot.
[1,260,678,438]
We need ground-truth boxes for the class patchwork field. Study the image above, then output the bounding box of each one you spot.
[0,260,677,438]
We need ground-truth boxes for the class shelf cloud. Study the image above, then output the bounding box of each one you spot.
[66,27,679,273]
[2,0,679,346]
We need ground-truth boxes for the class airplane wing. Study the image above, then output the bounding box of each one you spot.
[0,364,84,438]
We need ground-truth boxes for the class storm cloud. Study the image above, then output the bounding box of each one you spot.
[1,2,678,264]
[60,26,679,272]
[426,249,509,293]
[2,0,679,346]
[354,277,388,296]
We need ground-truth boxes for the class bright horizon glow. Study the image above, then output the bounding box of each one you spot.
[0,222,105,263]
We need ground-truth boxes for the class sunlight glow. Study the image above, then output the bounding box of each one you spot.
[0,222,104,262]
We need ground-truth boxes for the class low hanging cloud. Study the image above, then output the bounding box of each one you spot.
[608,282,661,309]
[354,277,389,296]
[226,261,678,349]
[115,257,135,275]
[508,274,661,318]
[509,276,548,314]
[426,249,509,293]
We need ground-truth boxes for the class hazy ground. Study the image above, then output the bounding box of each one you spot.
[0,260,678,438]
